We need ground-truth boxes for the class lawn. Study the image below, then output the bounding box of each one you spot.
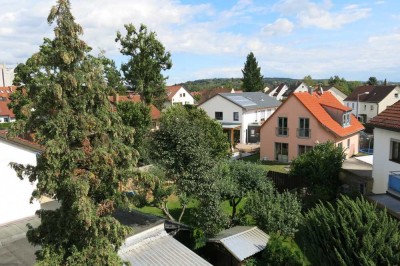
[241,153,290,173]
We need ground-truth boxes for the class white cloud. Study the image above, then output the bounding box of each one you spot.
[273,0,370,30]
[262,18,294,35]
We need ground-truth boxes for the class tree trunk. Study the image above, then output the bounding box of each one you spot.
[161,201,175,221]
[178,204,187,223]
[230,198,242,223]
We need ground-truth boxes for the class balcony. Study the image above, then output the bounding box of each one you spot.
[275,127,289,137]
[388,171,400,196]
[297,128,311,138]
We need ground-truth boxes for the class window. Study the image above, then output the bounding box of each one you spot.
[391,140,400,163]
[298,145,313,155]
[347,139,350,148]
[215,112,223,120]
[370,105,374,111]
[363,104,366,111]
[352,103,354,109]
[395,93,399,98]
[4,117,9,123]
[233,112,239,121]
[277,117,288,136]
[342,112,350,127]
[298,118,310,138]
[275,142,288,162]
[338,142,343,149]
[183,93,186,97]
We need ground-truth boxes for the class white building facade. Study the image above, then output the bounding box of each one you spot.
[0,135,41,224]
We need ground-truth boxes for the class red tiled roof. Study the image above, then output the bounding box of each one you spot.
[368,100,400,132]
[0,130,43,151]
[108,94,161,120]
[313,91,351,111]
[166,85,183,101]
[294,92,364,137]
[195,87,235,104]
[0,86,16,118]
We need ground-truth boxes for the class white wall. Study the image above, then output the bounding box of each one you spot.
[372,128,400,194]
[378,87,400,114]
[171,87,194,105]
[0,139,39,224]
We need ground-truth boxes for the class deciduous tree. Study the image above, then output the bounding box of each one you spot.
[9,1,138,264]
[116,23,172,109]
[241,52,264,92]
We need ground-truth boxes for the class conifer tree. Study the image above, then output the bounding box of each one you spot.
[241,52,264,92]
[9,1,138,264]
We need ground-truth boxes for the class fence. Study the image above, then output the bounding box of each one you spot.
[267,171,308,192]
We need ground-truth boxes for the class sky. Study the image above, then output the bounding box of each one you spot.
[1,0,400,84]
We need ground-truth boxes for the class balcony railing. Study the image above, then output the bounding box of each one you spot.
[297,128,311,138]
[275,127,289,137]
[388,171,400,194]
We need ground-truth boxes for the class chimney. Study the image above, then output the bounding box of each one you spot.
[319,84,323,95]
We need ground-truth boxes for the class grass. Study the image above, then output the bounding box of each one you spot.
[241,153,290,173]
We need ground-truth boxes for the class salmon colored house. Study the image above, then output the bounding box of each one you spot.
[260,92,364,162]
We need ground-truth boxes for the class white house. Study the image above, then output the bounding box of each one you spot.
[0,131,42,225]
[0,65,14,87]
[369,101,400,195]
[344,85,400,123]
[165,85,195,107]
[198,92,281,145]
[266,83,289,101]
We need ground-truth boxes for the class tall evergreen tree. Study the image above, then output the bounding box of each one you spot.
[116,23,172,109]
[241,52,264,92]
[9,1,138,264]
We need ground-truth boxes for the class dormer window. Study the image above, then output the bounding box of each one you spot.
[342,112,351,127]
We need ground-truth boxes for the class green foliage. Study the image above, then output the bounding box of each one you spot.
[116,101,151,163]
[8,1,137,264]
[116,23,172,108]
[302,75,315,87]
[244,188,302,239]
[215,160,268,224]
[328,75,351,95]
[366,76,378,85]
[302,195,400,265]
[149,105,229,222]
[241,52,264,92]
[260,234,303,266]
[0,122,11,130]
[97,51,125,94]
[290,141,345,203]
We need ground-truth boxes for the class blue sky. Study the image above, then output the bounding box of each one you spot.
[1,0,400,84]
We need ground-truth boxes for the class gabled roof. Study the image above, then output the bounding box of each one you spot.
[293,92,364,137]
[368,100,400,132]
[166,85,193,101]
[218,92,281,110]
[208,226,269,262]
[273,83,287,97]
[195,87,235,104]
[108,94,161,120]
[262,92,364,137]
[344,85,399,102]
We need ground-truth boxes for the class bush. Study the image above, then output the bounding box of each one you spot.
[261,234,303,266]
[301,195,400,265]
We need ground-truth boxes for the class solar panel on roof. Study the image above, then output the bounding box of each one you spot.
[226,96,257,107]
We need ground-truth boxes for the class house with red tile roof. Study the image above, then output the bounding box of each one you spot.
[165,85,194,107]
[108,93,161,129]
[368,100,400,196]
[0,86,16,123]
[344,85,400,123]
[260,91,364,162]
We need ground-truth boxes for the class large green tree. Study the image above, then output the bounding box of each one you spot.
[302,196,400,265]
[116,23,172,108]
[148,105,229,221]
[97,51,125,94]
[366,76,378,86]
[9,1,137,264]
[290,141,345,204]
[241,52,264,92]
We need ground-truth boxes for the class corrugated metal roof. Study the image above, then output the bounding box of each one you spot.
[209,226,269,261]
[119,224,211,266]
